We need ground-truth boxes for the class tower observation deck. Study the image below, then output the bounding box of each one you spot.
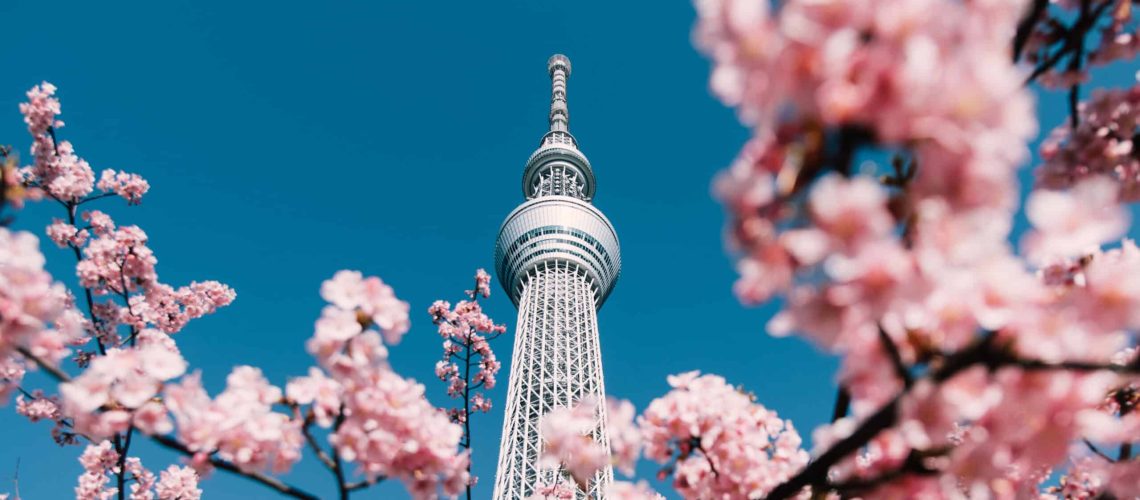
[491,54,621,499]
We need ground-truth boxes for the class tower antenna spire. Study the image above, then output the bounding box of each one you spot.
[547,54,572,133]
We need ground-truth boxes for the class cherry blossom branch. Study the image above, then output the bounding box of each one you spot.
[825,448,939,495]
[1022,0,1113,85]
[461,334,473,500]
[148,434,319,500]
[763,335,1140,499]
[15,345,320,500]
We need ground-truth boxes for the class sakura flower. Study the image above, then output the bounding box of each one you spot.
[540,397,608,489]
[606,398,641,476]
[639,372,809,499]
[164,368,303,474]
[320,270,410,344]
[46,219,89,248]
[607,481,665,500]
[96,169,149,204]
[1023,177,1128,262]
[155,465,201,500]
[285,367,341,427]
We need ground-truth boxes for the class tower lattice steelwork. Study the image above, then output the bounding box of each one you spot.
[492,54,621,499]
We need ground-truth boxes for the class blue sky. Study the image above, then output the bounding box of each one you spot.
[0,1,1137,498]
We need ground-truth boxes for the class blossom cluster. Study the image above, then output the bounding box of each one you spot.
[60,330,186,438]
[0,227,84,402]
[290,270,469,498]
[429,269,505,423]
[639,372,808,499]
[18,82,148,204]
[1037,83,1140,201]
[1022,0,1139,88]
[538,373,799,499]
[539,397,610,489]
[74,440,202,500]
[165,367,303,474]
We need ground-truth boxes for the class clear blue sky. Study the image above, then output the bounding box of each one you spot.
[0,1,1136,498]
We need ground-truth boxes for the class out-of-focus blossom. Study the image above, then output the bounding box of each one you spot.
[527,481,577,499]
[606,398,641,476]
[607,481,665,500]
[1023,177,1128,262]
[540,397,608,489]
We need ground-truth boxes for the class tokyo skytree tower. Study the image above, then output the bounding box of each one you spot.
[491,54,621,499]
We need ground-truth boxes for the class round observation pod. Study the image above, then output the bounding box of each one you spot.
[494,195,621,308]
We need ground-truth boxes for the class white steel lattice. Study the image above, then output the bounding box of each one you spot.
[492,54,621,499]
[492,263,613,498]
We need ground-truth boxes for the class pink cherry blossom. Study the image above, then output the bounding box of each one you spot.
[607,481,665,499]
[164,368,303,474]
[60,342,187,438]
[83,210,116,236]
[468,268,492,299]
[330,366,469,498]
[75,440,120,500]
[1037,84,1140,200]
[285,366,341,427]
[429,267,506,468]
[808,175,893,251]
[0,227,82,401]
[96,169,149,204]
[540,397,609,489]
[155,465,201,500]
[47,219,89,248]
[607,398,641,476]
[639,372,809,499]
[1023,176,1129,262]
[15,390,60,422]
[527,481,577,499]
[320,270,410,344]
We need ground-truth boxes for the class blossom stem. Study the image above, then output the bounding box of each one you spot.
[462,323,474,500]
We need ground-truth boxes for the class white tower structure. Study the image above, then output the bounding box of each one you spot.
[492,54,621,499]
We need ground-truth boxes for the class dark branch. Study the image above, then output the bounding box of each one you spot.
[1013,0,1050,62]
[149,434,319,500]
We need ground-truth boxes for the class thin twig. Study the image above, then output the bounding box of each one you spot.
[878,325,913,389]
[1084,439,1116,463]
